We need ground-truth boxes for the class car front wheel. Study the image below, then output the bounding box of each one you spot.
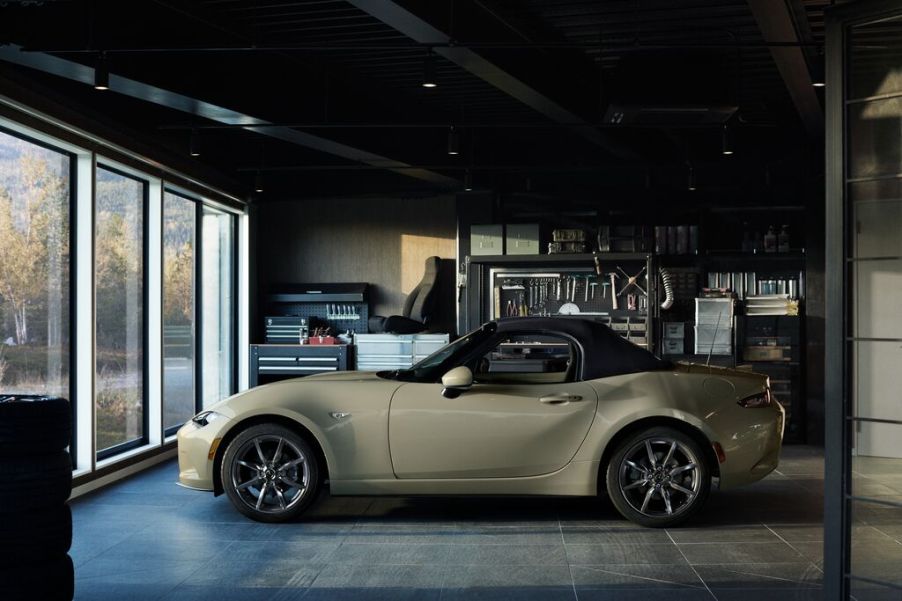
[606,427,711,527]
[221,424,319,522]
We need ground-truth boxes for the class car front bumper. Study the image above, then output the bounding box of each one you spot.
[176,417,232,492]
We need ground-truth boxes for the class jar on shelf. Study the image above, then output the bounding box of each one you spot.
[778,225,790,253]
[763,225,777,253]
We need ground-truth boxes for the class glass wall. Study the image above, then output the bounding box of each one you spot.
[95,166,146,454]
[0,128,70,399]
[837,10,902,599]
[0,112,244,477]
[162,192,196,433]
[201,206,235,407]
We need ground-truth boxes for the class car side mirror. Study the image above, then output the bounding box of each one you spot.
[441,366,473,399]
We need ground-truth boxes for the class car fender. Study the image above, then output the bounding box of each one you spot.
[574,406,719,467]
[211,377,398,481]
[215,404,338,477]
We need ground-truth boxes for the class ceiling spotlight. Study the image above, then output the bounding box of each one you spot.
[811,61,825,87]
[254,172,264,193]
[189,129,200,157]
[721,125,733,156]
[687,165,696,191]
[94,52,109,90]
[447,126,459,155]
[464,169,473,191]
[422,49,437,88]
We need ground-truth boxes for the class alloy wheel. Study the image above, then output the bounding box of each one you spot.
[229,434,310,515]
[617,437,701,518]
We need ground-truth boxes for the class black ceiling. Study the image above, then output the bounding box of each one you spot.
[0,0,827,201]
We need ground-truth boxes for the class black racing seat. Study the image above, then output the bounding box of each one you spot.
[368,256,440,334]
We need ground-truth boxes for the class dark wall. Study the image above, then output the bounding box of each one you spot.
[256,195,458,336]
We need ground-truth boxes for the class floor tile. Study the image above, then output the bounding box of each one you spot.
[566,543,688,565]
[667,524,782,544]
[676,542,806,564]
[571,564,704,589]
[441,564,573,588]
[693,563,822,589]
[711,588,824,601]
[444,543,568,566]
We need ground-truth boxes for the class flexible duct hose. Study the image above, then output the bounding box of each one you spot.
[660,268,675,310]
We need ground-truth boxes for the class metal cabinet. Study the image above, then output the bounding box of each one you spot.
[354,334,450,371]
[250,344,350,387]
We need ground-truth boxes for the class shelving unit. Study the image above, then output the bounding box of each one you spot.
[464,253,656,352]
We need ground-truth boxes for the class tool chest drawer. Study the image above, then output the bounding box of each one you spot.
[250,344,350,387]
[354,333,450,371]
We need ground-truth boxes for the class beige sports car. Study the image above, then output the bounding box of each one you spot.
[178,317,784,527]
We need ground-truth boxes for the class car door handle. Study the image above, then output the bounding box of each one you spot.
[539,394,582,405]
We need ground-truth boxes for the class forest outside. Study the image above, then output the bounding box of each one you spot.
[0,129,70,402]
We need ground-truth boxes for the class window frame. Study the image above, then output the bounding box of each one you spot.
[94,161,151,461]
[0,122,77,454]
[0,105,247,485]
[161,189,199,438]
[470,331,580,385]
[161,188,241,438]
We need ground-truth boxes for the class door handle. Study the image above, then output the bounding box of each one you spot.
[539,394,582,405]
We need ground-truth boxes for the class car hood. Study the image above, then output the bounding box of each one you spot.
[301,370,389,383]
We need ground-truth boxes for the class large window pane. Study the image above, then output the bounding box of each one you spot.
[201,206,234,407]
[95,166,145,453]
[0,129,70,399]
[163,192,195,432]
[847,14,902,593]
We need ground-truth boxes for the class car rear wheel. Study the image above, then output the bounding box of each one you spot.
[221,424,319,523]
[606,427,710,527]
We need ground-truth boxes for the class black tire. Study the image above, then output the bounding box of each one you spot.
[0,396,72,458]
[0,451,72,513]
[605,427,711,528]
[0,553,74,601]
[0,503,72,562]
[221,423,320,523]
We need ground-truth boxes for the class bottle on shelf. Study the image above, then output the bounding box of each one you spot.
[763,225,777,253]
[741,222,753,253]
[298,319,309,345]
[778,225,790,253]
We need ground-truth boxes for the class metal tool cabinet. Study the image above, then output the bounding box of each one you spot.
[249,344,350,387]
[353,333,450,371]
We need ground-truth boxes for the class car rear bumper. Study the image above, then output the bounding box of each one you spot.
[716,401,785,489]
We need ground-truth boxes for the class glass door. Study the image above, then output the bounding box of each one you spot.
[826,4,902,599]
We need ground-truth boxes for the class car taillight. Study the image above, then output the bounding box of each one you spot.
[738,388,772,408]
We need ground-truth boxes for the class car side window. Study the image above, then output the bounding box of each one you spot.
[471,333,575,385]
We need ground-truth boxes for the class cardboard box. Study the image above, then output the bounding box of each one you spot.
[506,224,540,255]
[470,224,503,256]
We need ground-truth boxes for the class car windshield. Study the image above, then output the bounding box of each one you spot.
[380,322,497,382]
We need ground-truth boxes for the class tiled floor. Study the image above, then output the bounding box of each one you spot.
[67,446,897,601]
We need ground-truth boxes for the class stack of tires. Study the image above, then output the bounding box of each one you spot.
[0,395,74,601]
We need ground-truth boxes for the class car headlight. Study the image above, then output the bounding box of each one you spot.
[737,388,773,408]
[191,410,224,427]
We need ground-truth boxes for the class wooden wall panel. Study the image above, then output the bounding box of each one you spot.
[257,195,457,334]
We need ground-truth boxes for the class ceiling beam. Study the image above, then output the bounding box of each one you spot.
[0,45,459,188]
[346,0,637,160]
[746,0,823,140]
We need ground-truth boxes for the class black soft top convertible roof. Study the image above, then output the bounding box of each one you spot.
[495,317,671,380]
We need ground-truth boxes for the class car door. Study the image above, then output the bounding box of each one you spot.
[388,333,598,479]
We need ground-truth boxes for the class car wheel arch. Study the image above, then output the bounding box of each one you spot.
[596,416,720,495]
[212,414,330,496]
